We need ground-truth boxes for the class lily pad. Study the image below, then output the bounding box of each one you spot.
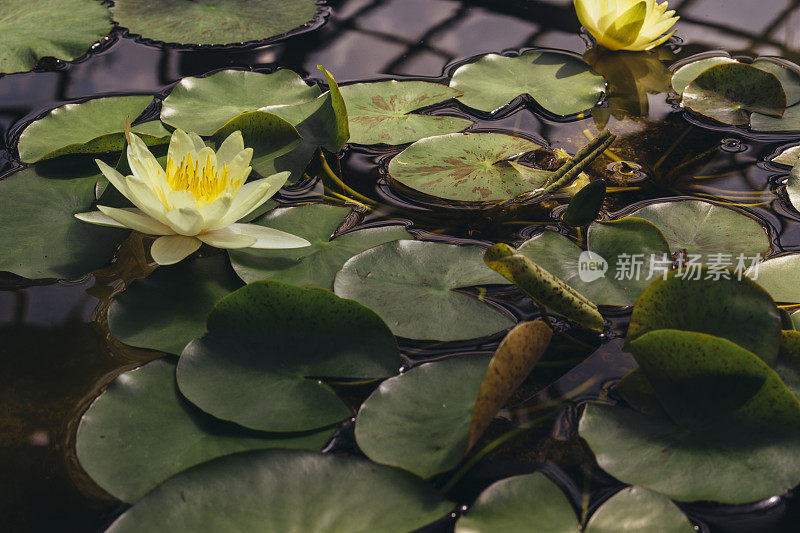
[355,355,491,478]
[161,69,321,136]
[339,81,472,145]
[111,0,322,46]
[177,281,400,432]
[580,330,800,504]
[628,269,781,364]
[449,52,606,116]
[515,217,671,306]
[629,199,770,262]
[671,56,737,95]
[0,162,127,279]
[108,255,244,355]
[682,62,786,125]
[229,204,411,289]
[107,450,453,533]
[746,254,800,303]
[455,473,693,533]
[0,0,111,74]
[752,102,800,131]
[753,58,800,106]
[76,358,333,503]
[771,144,800,166]
[333,240,514,341]
[387,133,552,202]
[18,95,169,163]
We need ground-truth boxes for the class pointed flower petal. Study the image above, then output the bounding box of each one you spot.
[224,223,311,249]
[97,205,175,235]
[215,130,245,166]
[150,235,202,265]
[75,211,130,229]
[198,228,258,249]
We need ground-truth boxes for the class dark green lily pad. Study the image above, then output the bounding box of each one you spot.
[229,204,411,289]
[333,240,514,341]
[562,179,606,227]
[18,95,168,163]
[449,51,605,116]
[515,217,671,306]
[628,269,781,364]
[111,0,321,46]
[340,81,472,145]
[753,58,800,106]
[107,450,453,533]
[108,255,244,355]
[177,281,400,432]
[682,62,786,125]
[387,133,552,202]
[580,330,800,504]
[455,473,693,533]
[671,56,736,95]
[356,355,491,478]
[629,199,770,262]
[0,0,111,74]
[0,162,127,279]
[161,69,321,136]
[746,254,800,303]
[76,358,333,503]
[752,103,800,131]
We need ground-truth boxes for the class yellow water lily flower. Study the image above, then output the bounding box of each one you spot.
[574,0,679,52]
[76,128,310,265]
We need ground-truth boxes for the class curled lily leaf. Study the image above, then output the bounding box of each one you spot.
[75,128,310,265]
[574,0,679,52]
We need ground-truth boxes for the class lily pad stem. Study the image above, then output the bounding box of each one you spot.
[318,150,377,207]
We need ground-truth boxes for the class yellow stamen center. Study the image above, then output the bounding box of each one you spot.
[164,153,241,206]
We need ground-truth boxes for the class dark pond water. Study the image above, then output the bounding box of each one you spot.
[4,0,800,531]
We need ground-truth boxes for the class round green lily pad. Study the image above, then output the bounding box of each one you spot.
[752,102,800,131]
[670,56,737,95]
[628,269,781,364]
[682,62,786,125]
[771,144,800,166]
[387,133,551,202]
[753,58,800,106]
[355,355,491,478]
[0,0,111,74]
[229,204,411,289]
[746,254,800,303]
[455,473,693,533]
[107,450,453,533]
[0,162,128,279]
[76,358,333,503]
[629,199,770,262]
[18,95,167,163]
[161,69,321,136]
[177,281,401,432]
[111,0,322,46]
[340,81,472,145]
[333,240,514,341]
[449,51,605,116]
[108,255,244,355]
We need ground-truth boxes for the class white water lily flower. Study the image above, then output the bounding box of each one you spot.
[76,128,310,265]
[574,0,679,52]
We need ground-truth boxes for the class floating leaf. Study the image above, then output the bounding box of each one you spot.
[110,0,322,46]
[107,450,452,533]
[562,179,606,227]
[515,217,671,306]
[76,358,332,503]
[449,52,605,116]
[752,102,800,131]
[108,255,244,355]
[629,199,770,262]
[467,321,552,450]
[629,269,781,364]
[333,240,514,341]
[746,254,800,303]
[161,69,321,136]
[340,81,472,145]
[0,0,111,74]
[177,281,400,432]
[776,330,800,397]
[455,473,693,533]
[753,58,800,106]
[387,133,551,202]
[670,56,736,95]
[484,243,604,331]
[772,144,800,166]
[18,96,168,163]
[580,330,800,504]
[0,162,127,279]
[356,355,491,478]
[682,62,786,125]
[229,204,411,289]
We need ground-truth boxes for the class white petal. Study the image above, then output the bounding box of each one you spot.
[96,159,131,198]
[168,128,198,165]
[195,146,218,175]
[200,193,233,226]
[165,207,205,236]
[187,131,206,153]
[125,175,170,223]
[97,205,175,235]
[198,228,258,249]
[165,188,199,211]
[212,171,289,230]
[75,211,130,229]
[227,148,254,182]
[226,223,311,249]
[127,133,163,185]
[215,130,245,166]
[150,235,202,265]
